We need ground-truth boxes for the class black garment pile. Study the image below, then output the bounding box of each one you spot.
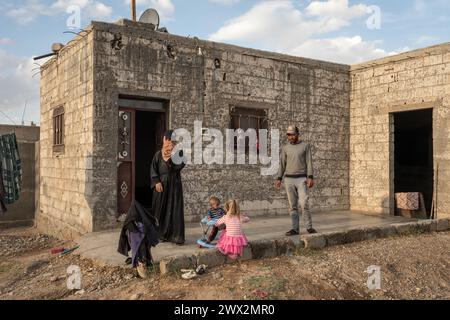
[117,200,159,267]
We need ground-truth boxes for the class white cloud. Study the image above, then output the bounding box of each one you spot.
[210,1,309,50]
[0,38,13,45]
[209,0,397,64]
[0,49,40,125]
[290,36,388,64]
[7,0,113,25]
[416,35,439,45]
[52,0,113,18]
[125,0,175,21]
[209,0,241,5]
[306,0,366,19]
[6,0,49,25]
[210,0,368,50]
[413,0,426,13]
[88,2,114,18]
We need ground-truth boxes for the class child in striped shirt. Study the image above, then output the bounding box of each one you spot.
[205,196,226,243]
[215,199,250,260]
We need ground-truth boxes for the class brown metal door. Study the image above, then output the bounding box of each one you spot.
[117,109,135,216]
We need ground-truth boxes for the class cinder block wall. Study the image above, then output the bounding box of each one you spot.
[91,20,351,231]
[0,125,39,228]
[350,43,450,216]
[37,30,95,239]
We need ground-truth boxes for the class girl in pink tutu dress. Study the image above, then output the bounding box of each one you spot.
[215,199,250,260]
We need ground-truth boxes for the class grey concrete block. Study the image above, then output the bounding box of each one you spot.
[324,231,347,246]
[297,239,306,249]
[240,245,253,261]
[302,234,326,249]
[415,220,432,233]
[196,250,226,268]
[362,226,383,241]
[393,222,415,235]
[274,237,296,255]
[159,255,196,274]
[436,218,450,231]
[251,240,277,259]
[343,228,365,243]
[430,220,438,232]
[379,225,397,238]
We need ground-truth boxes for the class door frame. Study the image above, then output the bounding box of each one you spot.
[117,98,169,216]
[389,107,435,216]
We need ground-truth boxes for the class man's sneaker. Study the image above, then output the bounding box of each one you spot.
[307,228,318,234]
[285,229,300,236]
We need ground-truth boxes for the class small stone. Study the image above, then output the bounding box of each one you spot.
[75,289,85,295]
[130,293,141,300]
[124,274,133,280]
[212,272,222,280]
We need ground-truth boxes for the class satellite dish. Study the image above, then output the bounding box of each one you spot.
[139,8,160,30]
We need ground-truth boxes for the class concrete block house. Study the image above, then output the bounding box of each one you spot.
[37,19,450,239]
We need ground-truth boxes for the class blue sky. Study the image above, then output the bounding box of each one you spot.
[0,0,449,125]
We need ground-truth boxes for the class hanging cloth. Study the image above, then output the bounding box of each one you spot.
[0,162,7,214]
[0,133,22,205]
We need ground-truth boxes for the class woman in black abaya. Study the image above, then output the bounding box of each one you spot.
[151,130,186,245]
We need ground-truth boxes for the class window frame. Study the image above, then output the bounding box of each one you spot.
[229,106,269,152]
[52,105,65,154]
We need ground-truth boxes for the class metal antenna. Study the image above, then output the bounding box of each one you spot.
[22,100,27,125]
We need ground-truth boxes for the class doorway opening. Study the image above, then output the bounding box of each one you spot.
[135,110,165,207]
[393,108,433,216]
[117,100,166,217]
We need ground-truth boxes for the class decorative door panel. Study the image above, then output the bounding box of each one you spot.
[118,111,132,161]
[117,162,133,216]
[117,109,135,216]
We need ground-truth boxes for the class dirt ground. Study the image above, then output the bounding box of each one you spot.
[0,226,449,300]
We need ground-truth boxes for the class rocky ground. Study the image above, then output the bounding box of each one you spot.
[0,226,449,300]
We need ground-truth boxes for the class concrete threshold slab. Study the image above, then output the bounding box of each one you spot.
[76,211,450,274]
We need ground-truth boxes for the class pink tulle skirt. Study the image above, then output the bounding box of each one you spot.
[216,231,248,257]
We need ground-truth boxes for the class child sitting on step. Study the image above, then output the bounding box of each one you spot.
[215,199,250,260]
[205,196,226,243]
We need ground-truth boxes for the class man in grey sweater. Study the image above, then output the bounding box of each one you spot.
[275,125,318,236]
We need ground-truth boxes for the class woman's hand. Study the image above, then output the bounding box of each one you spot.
[155,183,163,193]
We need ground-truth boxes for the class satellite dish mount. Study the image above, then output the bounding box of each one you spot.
[139,8,160,30]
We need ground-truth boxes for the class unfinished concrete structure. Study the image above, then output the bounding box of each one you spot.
[350,45,450,217]
[37,19,449,239]
[0,125,40,228]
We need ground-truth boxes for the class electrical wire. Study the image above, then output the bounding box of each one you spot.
[0,110,17,125]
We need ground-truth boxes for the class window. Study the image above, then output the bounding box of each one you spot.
[53,106,65,153]
[230,106,268,151]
